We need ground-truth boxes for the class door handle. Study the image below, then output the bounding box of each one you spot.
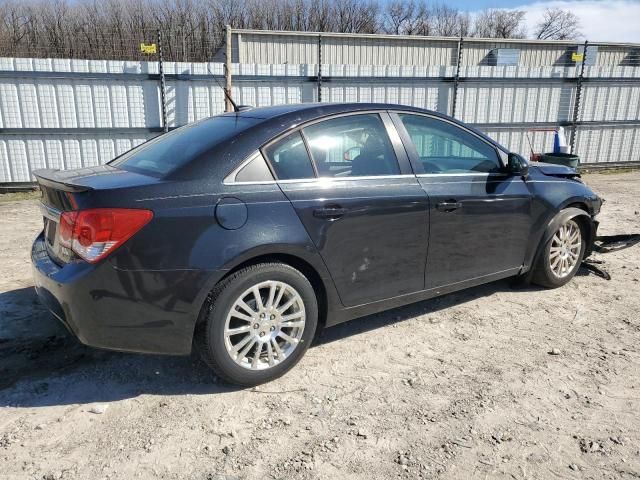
[313,206,348,219]
[436,201,462,212]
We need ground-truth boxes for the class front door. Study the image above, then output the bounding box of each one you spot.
[262,112,430,307]
[392,112,532,289]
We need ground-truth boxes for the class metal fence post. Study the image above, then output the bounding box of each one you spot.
[451,36,464,119]
[570,40,588,154]
[317,34,323,102]
[225,25,233,112]
[157,28,168,133]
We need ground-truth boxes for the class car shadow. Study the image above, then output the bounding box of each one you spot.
[0,278,543,408]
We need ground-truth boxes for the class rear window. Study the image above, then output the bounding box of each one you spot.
[110,116,258,177]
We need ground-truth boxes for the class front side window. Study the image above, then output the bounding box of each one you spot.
[303,114,400,178]
[398,114,501,174]
[263,132,315,180]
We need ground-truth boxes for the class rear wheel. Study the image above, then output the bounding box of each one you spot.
[196,263,318,386]
[532,217,586,288]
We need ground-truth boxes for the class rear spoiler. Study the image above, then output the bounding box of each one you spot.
[33,169,94,193]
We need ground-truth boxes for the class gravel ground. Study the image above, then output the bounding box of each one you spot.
[1,172,639,480]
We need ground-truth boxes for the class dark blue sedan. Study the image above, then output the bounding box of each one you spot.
[32,103,602,385]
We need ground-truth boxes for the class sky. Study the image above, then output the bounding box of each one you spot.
[448,0,640,43]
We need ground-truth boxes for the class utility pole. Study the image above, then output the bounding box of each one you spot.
[317,34,323,102]
[224,25,233,113]
[451,36,464,119]
[570,40,588,154]
[157,28,168,133]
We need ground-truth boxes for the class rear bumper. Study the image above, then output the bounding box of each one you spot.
[31,233,220,355]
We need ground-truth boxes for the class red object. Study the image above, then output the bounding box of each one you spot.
[58,208,153,263]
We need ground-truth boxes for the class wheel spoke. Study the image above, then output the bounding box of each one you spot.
[277,296,296,314]
[266,341,276,366]
[281,311,304,322]
[237,299,257,317]
[570,228,579,242]
[230,309,253,322]
[278,331,298,345]
[266,282,277,308]
[273,285,286,309]
[252,286,264,311]
[281,320,305,328]
[232,334,253,354]
[237,337,256,360]
[225,325,252,336]
[271,338,284,360]
[251,342,262,369]
[551,254,562,270]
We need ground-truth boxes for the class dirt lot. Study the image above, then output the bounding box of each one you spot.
[1,172,639,480]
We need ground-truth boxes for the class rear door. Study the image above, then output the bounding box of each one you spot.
[392,112,532,290]
[263,112,430,308]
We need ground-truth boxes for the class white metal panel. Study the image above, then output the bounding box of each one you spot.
[0,134,156,181]
[1,54,640,181]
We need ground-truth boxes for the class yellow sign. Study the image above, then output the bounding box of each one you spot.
[571,52,584,62]
[140,43,157,54]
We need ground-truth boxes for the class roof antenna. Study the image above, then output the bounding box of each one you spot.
[207,63,240,112]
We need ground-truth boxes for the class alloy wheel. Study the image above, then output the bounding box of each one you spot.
[223,280,306,370]
[549,219,582,279]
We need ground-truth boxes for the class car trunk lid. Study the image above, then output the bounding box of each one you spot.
[33,166,158,265]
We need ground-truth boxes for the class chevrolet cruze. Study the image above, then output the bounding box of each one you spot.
[32,103,602,386]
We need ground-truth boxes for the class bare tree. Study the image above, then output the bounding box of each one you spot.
[334,0,379,34]
[383,0,419,35]
[534,8,581,40]
[432,4,469,37]
[0,0,583,61]
[473,9,526,39]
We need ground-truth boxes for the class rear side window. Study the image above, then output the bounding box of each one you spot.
[111,116,258,177]
[232,153,274,183]
[303,114,400,178]
[263,132,315,180]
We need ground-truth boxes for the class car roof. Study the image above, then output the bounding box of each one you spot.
[221,102,439,121]
[170,102,507,181]
[217,102,504,153]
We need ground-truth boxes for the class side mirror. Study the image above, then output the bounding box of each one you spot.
[507,153,529,177]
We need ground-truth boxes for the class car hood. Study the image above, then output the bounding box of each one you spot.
[531,162,580,179]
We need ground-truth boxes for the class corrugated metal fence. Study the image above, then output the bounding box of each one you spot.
[1,45,640,181]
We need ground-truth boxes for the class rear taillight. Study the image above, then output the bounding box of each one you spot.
[58,208,153,263]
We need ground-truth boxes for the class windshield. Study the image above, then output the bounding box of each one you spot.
[110,116,258,177]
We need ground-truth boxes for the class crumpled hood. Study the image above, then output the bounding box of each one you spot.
[531,162,580,179]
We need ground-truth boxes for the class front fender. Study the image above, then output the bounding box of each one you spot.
[540,207,598,256]
[521,207,598,285]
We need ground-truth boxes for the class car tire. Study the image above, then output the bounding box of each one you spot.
[531,216,586,288]
[195,262,318,386]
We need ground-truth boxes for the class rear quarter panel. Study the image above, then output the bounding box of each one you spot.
[103,180,339,331]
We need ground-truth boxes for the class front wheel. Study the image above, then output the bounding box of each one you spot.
[196,263,318,386]
[532,217,586,288]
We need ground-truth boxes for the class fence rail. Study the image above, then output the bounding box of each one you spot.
[1,29,640,182]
